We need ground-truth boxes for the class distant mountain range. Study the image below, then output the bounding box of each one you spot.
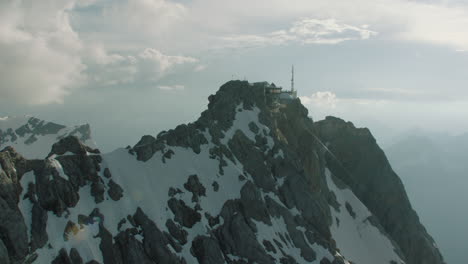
[0,116,95,159]
[385,131,468,264]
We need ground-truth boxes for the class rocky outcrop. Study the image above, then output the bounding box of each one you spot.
[191,236,225,264]
[183,174,206,202]
[167,198,201,228]
[48,136,99,157]
[0,136,105,264]
[0,147,30,263]
[133,208,185,264]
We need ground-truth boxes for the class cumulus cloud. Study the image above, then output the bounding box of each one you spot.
[139,48,198,74]
[220,18,377,48]
[300,91,339,108]
[301,91,393,108]
[0,0,84,105]
[0,0,200,104]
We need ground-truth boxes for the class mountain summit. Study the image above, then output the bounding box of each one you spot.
[0,81,444,264]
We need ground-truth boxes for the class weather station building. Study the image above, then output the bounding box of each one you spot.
[265,65,298,104]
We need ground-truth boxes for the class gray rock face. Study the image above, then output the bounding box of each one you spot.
[183,174,206,202]
[107,180,124,201]
[239,181,271,224]
[113,230,153,264]
[228,130,276,192]
[0,148,29,263]
[166,220,188,245]
[214,200,275,264]
[191,236,225,264]
[133,208,185,264]
[0,231,11,264]
[314,116,446,264]
[167,198,201,228]
[0,136,106,264]
[48,136,99,157]
[133,135,159,162]
[30,203,48,250]
[132,124,208,162]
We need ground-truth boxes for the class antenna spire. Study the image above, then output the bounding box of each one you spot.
[291,65,295,92]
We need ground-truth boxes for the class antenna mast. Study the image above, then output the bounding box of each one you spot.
[291,65,295,92]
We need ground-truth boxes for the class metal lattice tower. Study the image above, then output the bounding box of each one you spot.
[291,65,295,92]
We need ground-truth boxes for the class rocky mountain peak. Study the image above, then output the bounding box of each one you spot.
[0,80,445,264]
[133,80,308,161]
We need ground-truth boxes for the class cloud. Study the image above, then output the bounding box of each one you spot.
[194,64,207,72]
[139,48,198,73]
[158,84,185,91]
[101,0,187,39]
[64,0,468,56]
[300,91,393,121]
[290,19,376,43]
[364,87,426,96]
[300,91,338,108]
[391,1,468,50]
[84,46,198,86]
[0,0,85,105]
[179,0,468,51]
[5,0,468,106]
[0,0,200,104]
[220,18,377,48]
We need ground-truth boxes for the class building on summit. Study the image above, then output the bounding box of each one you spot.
[265,65,297,102]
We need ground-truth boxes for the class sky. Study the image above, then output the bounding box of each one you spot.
[1,0,468,151]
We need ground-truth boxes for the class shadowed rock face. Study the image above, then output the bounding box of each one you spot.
[0,81,445,264]
[0,148,29,264]
[48,136,99,158]
[0,137,108,263]
[314,116,445,264]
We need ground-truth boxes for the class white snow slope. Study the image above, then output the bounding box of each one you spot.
[326,169,405,264]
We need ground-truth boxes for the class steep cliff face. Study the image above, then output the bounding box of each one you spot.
[314,117,445,264]
[0,81,444,264]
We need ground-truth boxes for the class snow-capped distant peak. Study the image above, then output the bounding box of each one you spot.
[0,116,95,159]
